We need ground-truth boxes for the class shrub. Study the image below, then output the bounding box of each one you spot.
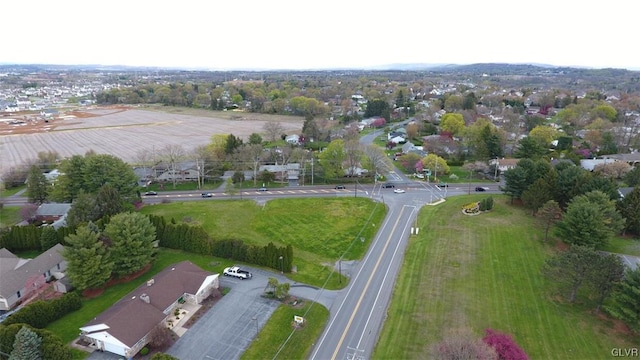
[140,347,150,355]
[482,328,528,360]
[2,293,81,328]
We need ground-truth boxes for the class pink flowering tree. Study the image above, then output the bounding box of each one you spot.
[482,329,528,360]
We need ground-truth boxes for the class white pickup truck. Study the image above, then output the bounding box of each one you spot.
[223,266,252,280]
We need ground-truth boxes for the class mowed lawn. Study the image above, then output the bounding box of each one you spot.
[374,195,638,360]
[139,198,386,288]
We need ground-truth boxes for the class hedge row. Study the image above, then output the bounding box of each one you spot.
[2,292,82,328]
[148,215,294,272]
[0,225,75,252]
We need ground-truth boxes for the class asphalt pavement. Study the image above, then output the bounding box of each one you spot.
[167,267,336,360]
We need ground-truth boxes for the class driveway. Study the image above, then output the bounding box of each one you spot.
[619,254,640,271]
[167,267,337,360]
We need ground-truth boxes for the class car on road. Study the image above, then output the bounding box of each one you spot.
[436,183,448,188]
[335,185,346,189]
[393,188,406,194]
[257,187,268,191]
[201,192,213,197]
[144,191,158,196]
[475,186,489,192]
[382,183,395,188]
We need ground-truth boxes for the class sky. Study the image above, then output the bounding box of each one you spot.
[2,0,638,71]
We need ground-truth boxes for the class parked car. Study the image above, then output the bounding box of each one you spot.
[201,192,213,197]
[144,191,158,196]
[258,187,268,192]
[223,266,252,279]
[382,183,395,188]
[475,187,489,192]
[335,185,346,189]
[393,188,406,194]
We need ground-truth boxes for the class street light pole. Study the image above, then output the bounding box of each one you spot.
[279,256,284,274]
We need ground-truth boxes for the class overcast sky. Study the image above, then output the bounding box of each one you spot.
[2,0,637,71]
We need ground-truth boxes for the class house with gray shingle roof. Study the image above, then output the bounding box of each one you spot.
[0,244,66,311]
[79,261,219,359]
[34,203,71,224]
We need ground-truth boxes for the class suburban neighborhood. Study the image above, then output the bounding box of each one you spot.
[1,63,640,360]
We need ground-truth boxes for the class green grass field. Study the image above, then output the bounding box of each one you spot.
[240,301,329,360]
[0,206,21,228]
[373,195,637,360]
[139,198,387,288]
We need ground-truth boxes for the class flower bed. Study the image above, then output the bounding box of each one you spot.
[462,202,480,214]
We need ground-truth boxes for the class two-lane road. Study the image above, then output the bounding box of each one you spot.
[311,197,417,360]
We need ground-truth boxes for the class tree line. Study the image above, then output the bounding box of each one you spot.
[501,157,640,333]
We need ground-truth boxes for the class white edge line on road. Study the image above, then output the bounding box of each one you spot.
[356,205,417,349]
[309,206,399,360]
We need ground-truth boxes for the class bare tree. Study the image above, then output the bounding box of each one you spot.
[593,161,631,179]
[463,161,489,179]
[263,122,285,142]
[234,144,264,186]
[134,148,155,186]
[432,328,497,360]
[344,140,363,177]
[160,144,186,189]
[362,144,393,180]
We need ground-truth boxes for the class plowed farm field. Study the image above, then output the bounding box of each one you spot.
[0,106,303,173]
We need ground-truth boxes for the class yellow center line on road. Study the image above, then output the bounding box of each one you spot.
[330,206,409,360]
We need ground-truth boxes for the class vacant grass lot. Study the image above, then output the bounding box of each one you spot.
[374,195,637,360]
[240,301,329,360]
[139,198,387,288]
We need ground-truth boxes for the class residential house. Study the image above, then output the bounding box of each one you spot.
[258,163,300,184]
[285,134,301,145]
[154,161,200,182]
[579,158,618,172]
[133,167,154,187]
[34,203,71,224]
[388,131,406,144]
[617,187,635,199]
[422,134,459,156]
[79,261,219,359]
[490,158,521,173]
[604,153,640,167]
[0,244,67,311]
[401,142,428,157]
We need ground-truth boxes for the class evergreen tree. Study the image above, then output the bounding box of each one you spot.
[590,253,625,312]
[542,245,599,303]
[104,212,156,278]
[39,226,58,251]
[605,267,640,333]
[9,326,42,360]
[63,225,113,291]
[65,191,98,228]
[617,187,640,236]
[95,183,126,219]
[537,200,562,243]
[26,165,49,205]
[555,191,624,248]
